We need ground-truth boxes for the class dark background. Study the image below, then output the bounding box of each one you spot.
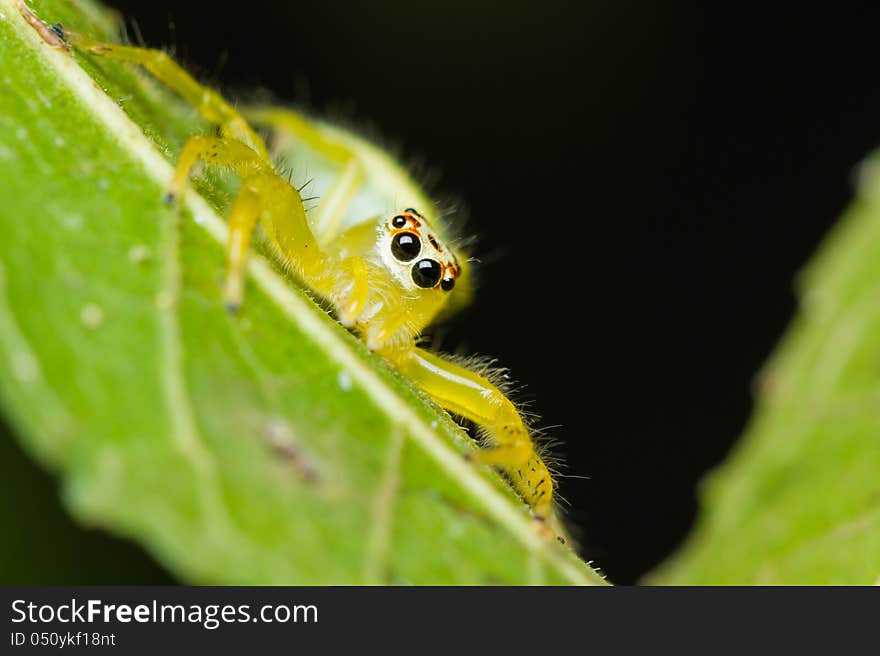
[9,1,880,585]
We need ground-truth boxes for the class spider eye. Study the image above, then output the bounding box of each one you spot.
[441,277,455,292]
[412,259,442,288]
[391,215,407,228]
[391,232,421,261]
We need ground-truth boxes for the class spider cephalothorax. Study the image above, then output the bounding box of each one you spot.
[379,208,460,294]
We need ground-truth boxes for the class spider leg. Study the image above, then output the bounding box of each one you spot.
[222,172,318,311]
[386,346,555,522]
[311,159,363,245]
[223,171,370,315]
[61,28,270,160]
[244,106,365,245]
[166,135,269,204]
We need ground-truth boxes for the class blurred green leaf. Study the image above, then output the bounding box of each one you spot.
[651,156,880,585]
[0,0,602,585]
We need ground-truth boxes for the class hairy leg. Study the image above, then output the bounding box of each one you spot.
[61,28,270,160]
[221,172,370,315]
[244,106,364,245]
[166,135,270,204]
[387,346,555,521]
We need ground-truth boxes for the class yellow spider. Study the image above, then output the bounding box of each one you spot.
[56,24,559,528]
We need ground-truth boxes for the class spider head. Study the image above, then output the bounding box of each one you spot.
[379,208,460,293]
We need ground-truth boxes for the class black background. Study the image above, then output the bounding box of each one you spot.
[11,1,880,585]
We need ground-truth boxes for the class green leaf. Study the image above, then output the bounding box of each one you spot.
[649,156,880,585]
[0,0,603,585]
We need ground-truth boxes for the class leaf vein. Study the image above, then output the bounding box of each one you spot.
[363,425,405,585]
[156,200,238,546]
